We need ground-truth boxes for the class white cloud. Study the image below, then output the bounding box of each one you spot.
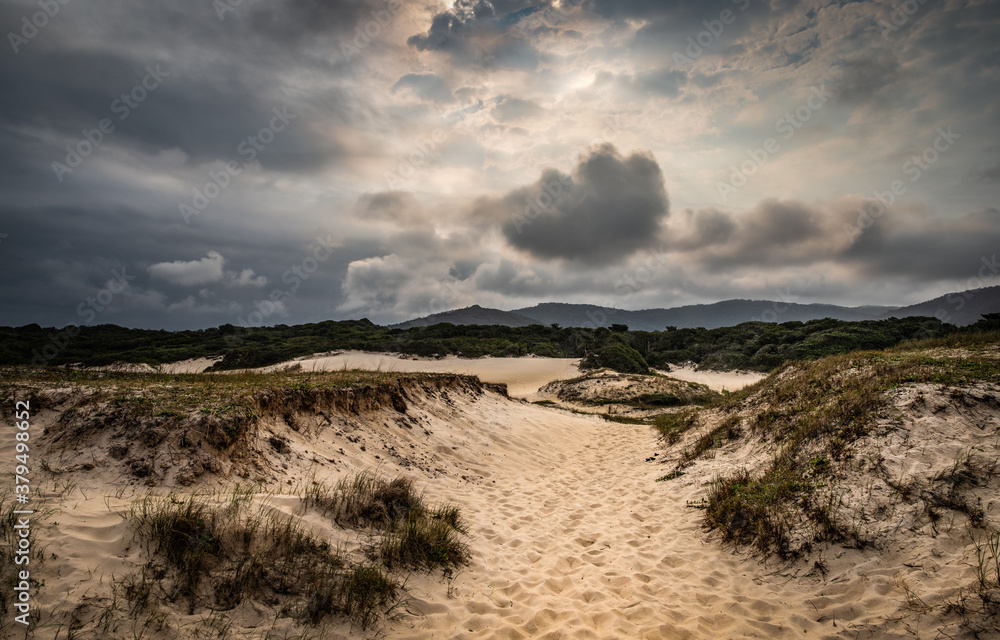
[227,268,268,287]
[148,252,268,288]
[148,251,226,286]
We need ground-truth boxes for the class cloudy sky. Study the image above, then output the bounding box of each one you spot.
[1,0,998,330]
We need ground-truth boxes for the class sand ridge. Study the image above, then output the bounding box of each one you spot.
[270,351,584,400]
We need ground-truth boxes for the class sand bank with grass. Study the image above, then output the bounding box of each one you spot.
[267,351,583,400]
[658,364,766,391]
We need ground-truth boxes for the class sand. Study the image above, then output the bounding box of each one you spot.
[660,365,766,392]
[267,351,583,400]
[148,352,764,398]
[156,356,222,374]
[7,358,997,638]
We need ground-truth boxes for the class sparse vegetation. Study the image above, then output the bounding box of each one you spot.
[304,470,423,529]
[126,489,391,624]
[653,410,698,444]
[667,332,1000,560]
[114,472,468,634]
[303,471,468,571]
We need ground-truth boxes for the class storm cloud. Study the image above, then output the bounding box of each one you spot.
[485,145,669,263]
[1,0,999,328]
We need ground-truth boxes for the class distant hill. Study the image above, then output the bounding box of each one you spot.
[513,301,897,331]
[388,286,1000,331]
[882,285,1000,327]
[391,305,540,329]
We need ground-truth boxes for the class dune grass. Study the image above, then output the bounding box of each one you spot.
[121,472,470,632]
[303,471,468,571]
[0,368,477,452]
[672,333,1000,558]
[126,486,397,628]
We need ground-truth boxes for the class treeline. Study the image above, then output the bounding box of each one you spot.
[5,314,997,374]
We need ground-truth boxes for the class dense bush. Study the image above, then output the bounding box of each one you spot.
[0,313,975,375]
[582,343,650,374]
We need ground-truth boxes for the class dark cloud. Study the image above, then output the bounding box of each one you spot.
[0,5,349,174]
[674,199,833,270]
[484,144,669,263]
[248,0,381,41]
[670,200,1000,287]
[979,162,1000,183]
[843,208,1000,282]
[392,73,455,103]
[406,0,544,70]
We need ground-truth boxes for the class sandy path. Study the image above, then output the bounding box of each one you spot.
[391,407,852,640]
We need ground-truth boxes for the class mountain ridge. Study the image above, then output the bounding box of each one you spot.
[392,286,1000,330]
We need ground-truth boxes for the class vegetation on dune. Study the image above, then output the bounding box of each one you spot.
[661,331,1000,560]
[0,368,477,447]
[126,489,397,627]
[103,472,467,634]
[5,313,995,375]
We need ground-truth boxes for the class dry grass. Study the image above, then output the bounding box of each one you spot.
[304,471,469,571]
[126,486,397,628]
[679,334,1000,558]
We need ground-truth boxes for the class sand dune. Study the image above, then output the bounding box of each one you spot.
[6,353,997,638]
[5,373,957,640]
[267,351,584,400]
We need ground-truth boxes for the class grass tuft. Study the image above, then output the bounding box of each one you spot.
[126,486,399,629]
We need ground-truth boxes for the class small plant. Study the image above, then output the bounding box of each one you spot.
[304,470,423,528]
[704,465,810,559]
[974,530,1000,595]
[653,411,698,444]
[656,471,685,482]
[378,507,469,570]
[683,415,742,461]
[304,471,470,572]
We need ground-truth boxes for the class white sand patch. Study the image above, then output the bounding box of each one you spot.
[269,351,583,399]
[157,356,222,374]
[661,364,767,391]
